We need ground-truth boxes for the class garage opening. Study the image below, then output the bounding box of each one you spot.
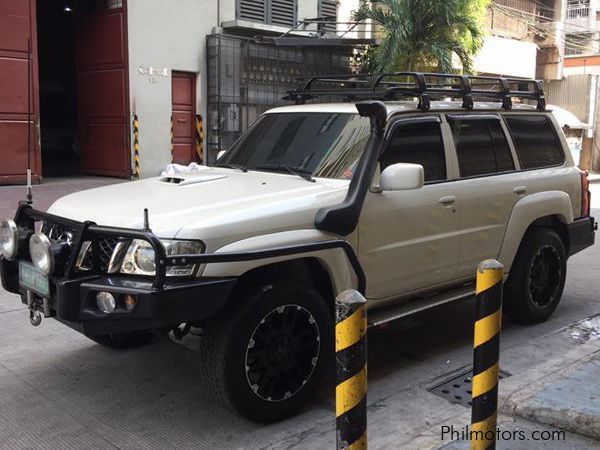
[36,1,79,176]
[36,0,130,178]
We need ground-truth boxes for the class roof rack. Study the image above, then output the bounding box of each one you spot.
[283,72,546,111]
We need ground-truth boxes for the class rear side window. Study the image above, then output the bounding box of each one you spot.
[504,115,565,169]
[381,120,447,183]
[449,118,515,178]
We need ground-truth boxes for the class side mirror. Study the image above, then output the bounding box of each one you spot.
[380,163,424,191]
[216,150,226,161]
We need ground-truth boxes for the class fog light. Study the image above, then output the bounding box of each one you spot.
[123,294,137,311]
[0,219,18,260]
[29,233,54,275]
[96,291,116,314]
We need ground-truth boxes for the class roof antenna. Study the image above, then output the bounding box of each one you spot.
[26,38,33,205]
[143,208,150,231]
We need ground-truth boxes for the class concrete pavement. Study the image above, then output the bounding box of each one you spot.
[0,178,599,449]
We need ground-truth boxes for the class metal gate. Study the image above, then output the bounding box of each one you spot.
[0,0,41,184]
[206,33,353,164]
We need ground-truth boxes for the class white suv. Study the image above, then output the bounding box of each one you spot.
[0,74,596,422]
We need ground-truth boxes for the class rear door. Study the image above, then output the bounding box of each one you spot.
[359,117,461,300]
[446,114,521,278]
[171,71,197,164]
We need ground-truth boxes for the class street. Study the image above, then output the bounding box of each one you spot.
[0,181,599,449]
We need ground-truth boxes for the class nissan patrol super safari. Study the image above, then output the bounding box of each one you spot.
[0,73,596,422]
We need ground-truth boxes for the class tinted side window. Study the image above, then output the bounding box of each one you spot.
[381,121,447,183]
[504,115,565,169]
[450,119,515,178]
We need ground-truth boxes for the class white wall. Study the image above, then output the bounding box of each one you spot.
[127,0,220,177]
[474,36,537,78]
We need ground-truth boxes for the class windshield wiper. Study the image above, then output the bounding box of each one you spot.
[215,163,248,172]
[255,164,316,182]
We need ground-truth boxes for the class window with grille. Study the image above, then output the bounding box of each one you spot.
[237,0,296,27]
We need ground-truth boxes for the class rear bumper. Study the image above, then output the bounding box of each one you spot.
[1,258,237,336]
[568,216,597,257]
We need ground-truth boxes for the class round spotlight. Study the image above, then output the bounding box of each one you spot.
[29,233,53,275]
[0,219,18,260]
[96,291,116,314]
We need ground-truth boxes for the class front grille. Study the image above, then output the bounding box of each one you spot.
[41,222,75,244]
[41,221,122,273]
[98,237,120,266]
[40,221,77,268]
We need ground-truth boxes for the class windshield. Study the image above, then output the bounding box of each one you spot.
[218,112,371,180]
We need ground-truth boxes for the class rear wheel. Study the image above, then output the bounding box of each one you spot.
[504,228,567,324]
[198,282,332,422]
[88,330,158,349]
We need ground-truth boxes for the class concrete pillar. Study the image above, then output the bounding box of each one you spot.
[581,136,593,170]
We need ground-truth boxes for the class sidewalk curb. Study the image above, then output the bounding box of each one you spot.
[498,338,600,440]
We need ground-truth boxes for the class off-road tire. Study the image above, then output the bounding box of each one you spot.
[88,330,158,349]
[198,282,332,423]
[504,228,567,324]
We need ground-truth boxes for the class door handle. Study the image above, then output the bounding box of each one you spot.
[438,196,456,206]
[513,186,528,195]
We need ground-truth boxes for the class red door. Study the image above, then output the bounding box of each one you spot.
[0,0,41,184]
[171,72,197,164]
[75,2,130,177]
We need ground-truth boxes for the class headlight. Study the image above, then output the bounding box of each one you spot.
[0,219,18,260]
[29,233,54,275]
[120,239,205,277]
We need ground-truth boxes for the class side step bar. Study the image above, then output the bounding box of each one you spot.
[367,284,475,328]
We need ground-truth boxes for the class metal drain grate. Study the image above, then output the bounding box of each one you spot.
[428,368,511,407]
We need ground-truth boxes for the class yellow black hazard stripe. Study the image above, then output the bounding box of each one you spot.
[195,114,204,164]
[336,300,367,449]
[133,114,140,179]
[170,114,174,163]
[471,260,504,450]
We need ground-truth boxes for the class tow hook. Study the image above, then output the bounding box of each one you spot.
[26,290,51,327]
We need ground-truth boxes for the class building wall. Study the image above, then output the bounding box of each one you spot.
[474,35,538,78]
[127,0,222,177]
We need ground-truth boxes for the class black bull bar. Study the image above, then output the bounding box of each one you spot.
[13,203,366,295]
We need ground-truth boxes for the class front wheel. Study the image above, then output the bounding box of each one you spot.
[504,228,567,324]
[198,283,332,422]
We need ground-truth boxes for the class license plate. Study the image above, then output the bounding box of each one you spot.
[19,261,50,297]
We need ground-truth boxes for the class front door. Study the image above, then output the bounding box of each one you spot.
[171,71,196,164]
[359,118,461,300]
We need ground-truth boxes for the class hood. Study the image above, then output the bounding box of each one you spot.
[47,167,349,241]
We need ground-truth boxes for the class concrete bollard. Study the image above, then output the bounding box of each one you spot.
[335,289,368,450]
[471,260,504,450]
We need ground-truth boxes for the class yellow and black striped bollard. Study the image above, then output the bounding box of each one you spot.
[471,259,504,450]
[335,289,367,450]
[195,114,204,164]
[170,114,174,163]
[133,114,140,179]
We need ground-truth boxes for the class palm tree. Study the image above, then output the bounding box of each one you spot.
[354,0,489,74]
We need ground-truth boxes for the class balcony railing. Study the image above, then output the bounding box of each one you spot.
[567,6,590,20]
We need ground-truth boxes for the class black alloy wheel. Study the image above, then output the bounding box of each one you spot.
[504,228,567,324]
[529,245,562,309]
[198,282,332,422]
[245,304,320,402]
